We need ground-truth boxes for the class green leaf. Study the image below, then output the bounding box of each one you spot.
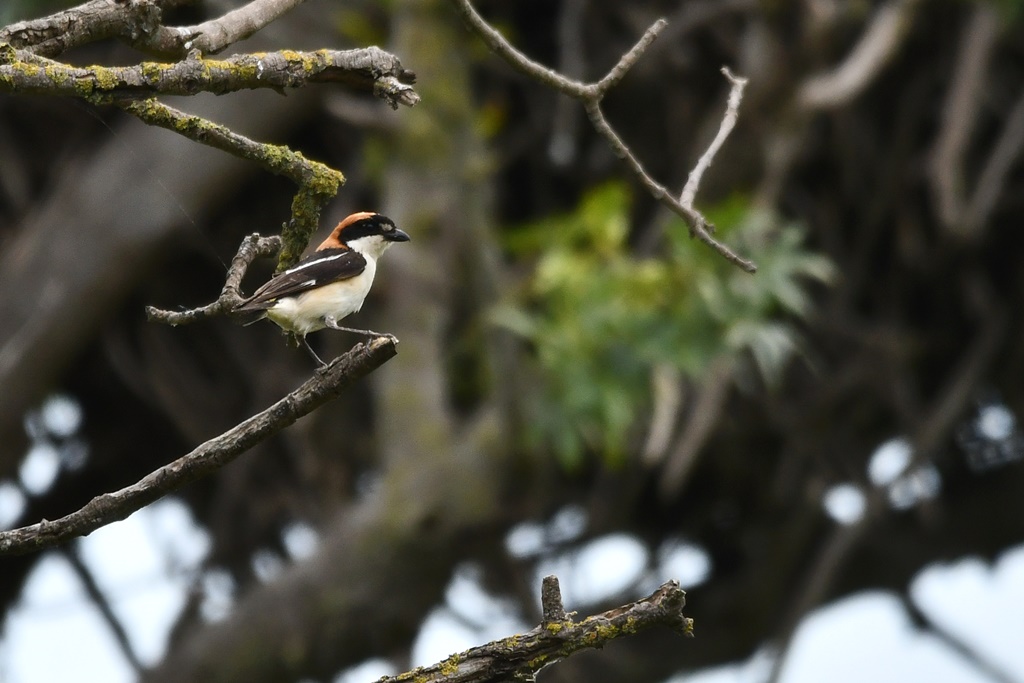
[496,183,834,467]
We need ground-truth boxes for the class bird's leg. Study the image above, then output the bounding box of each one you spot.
[323,315,389,338]
[300,335,327,366]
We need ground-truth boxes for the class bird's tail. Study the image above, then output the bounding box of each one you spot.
[239,312,268,327]
[233,297,270,325]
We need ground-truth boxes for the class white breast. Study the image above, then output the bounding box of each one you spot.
[266,258,377,335]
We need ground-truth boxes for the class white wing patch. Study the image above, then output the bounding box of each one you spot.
[284,252,346,275]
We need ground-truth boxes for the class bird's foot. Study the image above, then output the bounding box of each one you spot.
[323,316,397,344]
[300,336,327,367]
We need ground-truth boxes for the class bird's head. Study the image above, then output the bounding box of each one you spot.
[318,212,410,259]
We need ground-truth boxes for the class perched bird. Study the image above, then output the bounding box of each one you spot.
[235,212,410,365]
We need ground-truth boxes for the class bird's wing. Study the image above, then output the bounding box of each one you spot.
[236,248,368,311]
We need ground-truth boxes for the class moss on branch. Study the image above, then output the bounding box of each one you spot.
[0,45,419,107]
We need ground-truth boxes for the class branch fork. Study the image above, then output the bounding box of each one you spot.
[451,0,756,273]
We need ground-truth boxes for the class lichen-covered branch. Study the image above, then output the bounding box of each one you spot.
[122,96,341,267]
[450,0,755,273]
[382,576,692,683]
[118,98,340,271]
[0,45,419,108]
[122,100,339,188]
[0,336,399,556]
[1,4,418,278]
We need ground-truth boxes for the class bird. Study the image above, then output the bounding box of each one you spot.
[235,211,410,365]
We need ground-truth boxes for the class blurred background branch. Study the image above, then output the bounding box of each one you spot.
[2,1,1024,683]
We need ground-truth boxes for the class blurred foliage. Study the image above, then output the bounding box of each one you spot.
[994,0,1024,23]
[0,0,75,25]
[494,183,835,468]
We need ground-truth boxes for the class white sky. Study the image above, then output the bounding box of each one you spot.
[4,396,1022,683]
[1,502,1023,683]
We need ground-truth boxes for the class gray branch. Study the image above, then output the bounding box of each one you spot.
[450,0,756,273]
[0,336,398,556]
[134,0,307,58]
[0,0,168,57]
[146,233,282,325]
[0,45,419,108]
[378,576,692,683]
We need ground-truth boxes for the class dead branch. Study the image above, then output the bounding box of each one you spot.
[2,3,417,276]
[0,336,398,556]
[658,356,734,501]
[114,97,343,270]
[0,0,298,59]
[0,0,167,57]
[0,45,419,107]
[132,0,307,58]
[797,0,920,110]
[681,67,748,208]
[146,233,281,326]
[450,0,756,273]
[962,90,1024,236]
[927,3,999,232]
[902,596,1021,683]
[63,546,145,673]
[377,576,692,683]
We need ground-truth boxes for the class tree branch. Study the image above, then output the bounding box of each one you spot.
[115,98,341,270]
[0,43,415,270]
[927,3,999,232]
[450,0,756,273]
[0,0,304,59]
[0,45,419,107]
[63,546,145,674]
[797,0,920,110]
[379,576,692,683]
[0,0,166,57]
[133,0,307,58]
[962,88,1024,237]
[680,67,748,208]
[146,233,281,325]
[0,336,398,556]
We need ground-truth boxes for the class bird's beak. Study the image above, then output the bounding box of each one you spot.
[387,228,411,243]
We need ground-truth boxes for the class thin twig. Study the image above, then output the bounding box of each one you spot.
[585,100,757,272]
[593,19,667,95]
[658,356,734,500]
[146,233,281,325]
[449,0,586,96]
[903,596,1022,683]
[680,67,748,208]
[928,3,999,231]
[2,0,305,60]
[765,516,876,683]
[798,0,920,110]
[376,578,691,683]
[134,0,307,58]
[0,336,398,556]
[450,0,756,272]
[63,546,145,673]
[963,89,1024,236]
